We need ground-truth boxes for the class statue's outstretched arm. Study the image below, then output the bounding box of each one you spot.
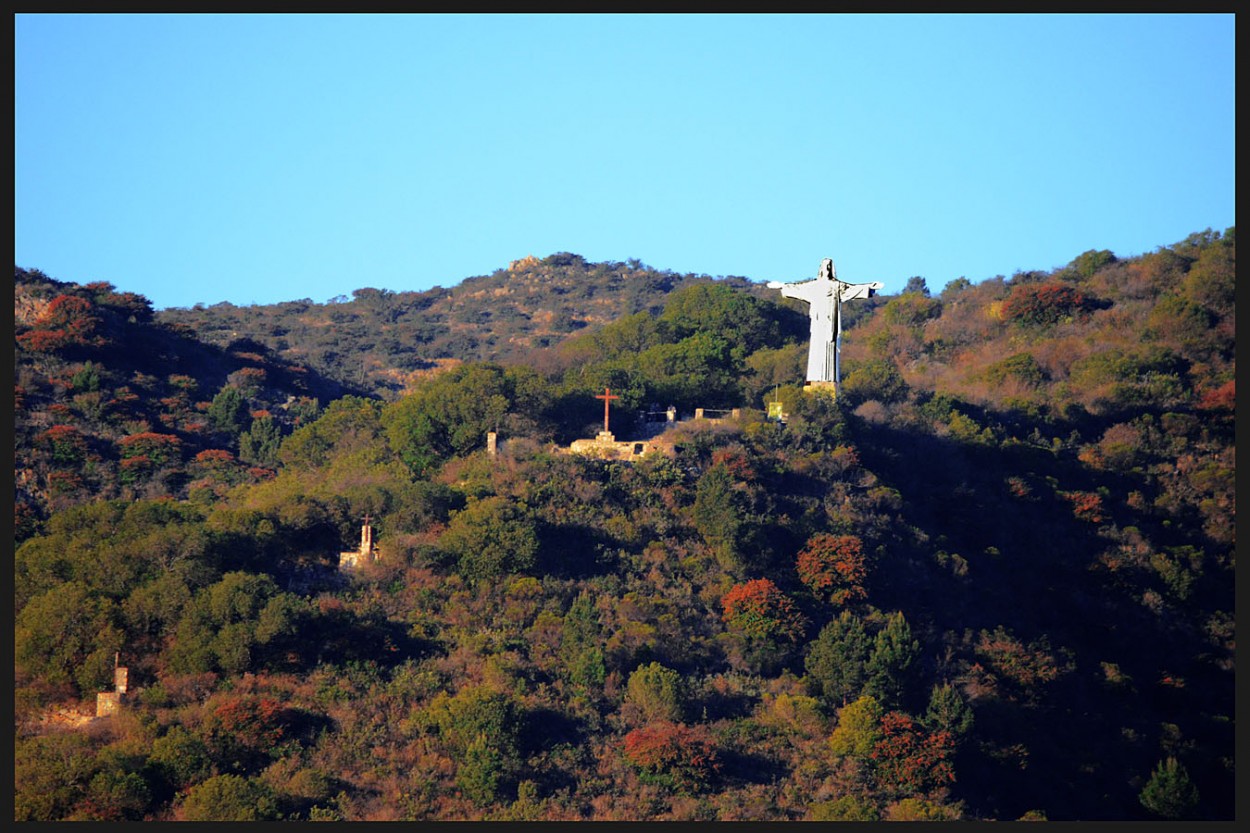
[768,279,818,301]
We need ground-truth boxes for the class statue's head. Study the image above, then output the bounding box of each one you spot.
[819,258,836,280]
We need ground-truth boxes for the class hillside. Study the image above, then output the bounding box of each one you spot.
[12,228,1234,821]
[13,267,358,538]
[154,253,771,398]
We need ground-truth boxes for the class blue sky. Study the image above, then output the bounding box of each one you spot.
[15,13,1235,310]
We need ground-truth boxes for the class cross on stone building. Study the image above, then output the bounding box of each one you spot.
[595,387,620,439]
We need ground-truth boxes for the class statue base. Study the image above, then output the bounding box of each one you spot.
[803,381,838,398]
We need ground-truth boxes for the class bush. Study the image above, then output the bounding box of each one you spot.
[1000,282,1096,326]
[177,774,281,821]
[625,662,687,724]
[440,497,538,583]
[623,722,720,792]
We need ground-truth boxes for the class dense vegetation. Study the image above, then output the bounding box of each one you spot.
[153,253,772,399]
[12,228,1234,820]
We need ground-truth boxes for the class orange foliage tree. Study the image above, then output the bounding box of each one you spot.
[1001,282,1095,326]
[721,578,806,642]
[870,711,956,795]
[796,533,869,604]
[623,721,720,792]
[17,295,108,352]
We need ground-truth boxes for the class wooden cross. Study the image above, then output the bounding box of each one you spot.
[361,513,373,528]
[595,387,620,434]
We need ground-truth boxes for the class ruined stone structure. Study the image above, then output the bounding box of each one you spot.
[565,407,745,460]
[339,516,377,571]
[95,653,128,717]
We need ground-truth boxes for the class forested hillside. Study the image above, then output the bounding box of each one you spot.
[12,228,1234,821]
[154,253,765,398]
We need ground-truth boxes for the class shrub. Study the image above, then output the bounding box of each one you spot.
[625,662,687,724]
[177,774,281,821]
[623,722,720,792]
[1001,282,1095,326]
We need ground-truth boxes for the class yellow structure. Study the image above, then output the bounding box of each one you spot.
[339,516,377,570]
[95,653,128,717]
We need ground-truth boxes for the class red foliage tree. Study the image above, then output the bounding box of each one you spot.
[37,425,88,465]
[204,696,289,773]
[1196,379,1234,412]
[871,711,956,795]
[16,295,107,352]
[1001,282,1094,326]
[796,533,869,604]
[117,432,183,467]
[721,578,806,642]
[1060,490,1106,524]
[212,696,287,748]
[623,721,720,791]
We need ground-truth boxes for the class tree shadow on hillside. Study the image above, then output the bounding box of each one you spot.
[846,410,1232,819]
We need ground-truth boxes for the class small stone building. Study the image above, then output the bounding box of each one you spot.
[95,655,128,717]
[339,517,377,570]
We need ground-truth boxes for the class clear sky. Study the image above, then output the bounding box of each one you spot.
[15,13,1235,310]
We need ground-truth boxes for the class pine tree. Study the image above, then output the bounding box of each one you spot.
[924,682,973,739]
[864,612,919,709]
[805,610,871,707]
[1139,757,1200,819]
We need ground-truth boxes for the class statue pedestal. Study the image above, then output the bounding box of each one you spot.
[596,431,616,442]
[803,381,838,398]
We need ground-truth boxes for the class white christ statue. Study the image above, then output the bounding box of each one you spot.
[768,258,883,392]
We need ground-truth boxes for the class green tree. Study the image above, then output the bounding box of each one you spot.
[692,463,749,573]
[70,360,101,392]
[147,725,213,794]
[864,611,920,709]
[440,497,539,583]
[840,358,908,405]
[424,685,524,794]
[658,282,791,361]
[383,363,538,476]
[924,682,974,739]
[625,662,687,723]
[560,591,606,688]
[14,732,97,820]
[15,581,123,695]
[177,774,281,821]
[1138,757,1200,819]
[828,694,884,759]
[901,276,930,296]
[809,794,881,821]
[81,768,152,821]
[238,413,282,466]
[166,572,301,675]
[279,395,385,470]
[1071,248,1117,279]
[458,732,505,805]
[207,385,250,437]
[805,610,871,707]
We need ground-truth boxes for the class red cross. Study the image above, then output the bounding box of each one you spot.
[595,387,620,434]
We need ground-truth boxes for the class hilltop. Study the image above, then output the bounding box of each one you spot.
[154,253,771,398]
